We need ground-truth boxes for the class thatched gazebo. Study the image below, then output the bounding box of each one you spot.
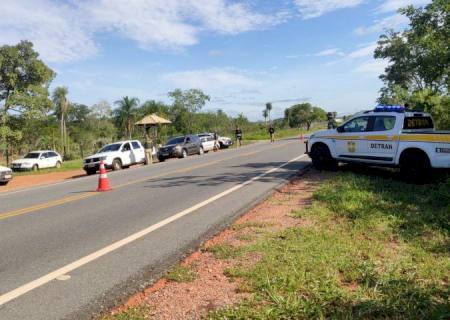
[135,113,172,146]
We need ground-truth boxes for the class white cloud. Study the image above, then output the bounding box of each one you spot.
[315,48,344,56]
[353,59,388,74]
[347,43,377,59]
[0,0,97,63]
[163,68,262,91]
[187,0,287,34]
[377,0,430,13]
[355,13,409,35]
[285,54,300,59]
[294,0,363,19]
[0,0,285,62]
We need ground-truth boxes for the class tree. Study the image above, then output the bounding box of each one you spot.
[375,0,449,93]
[90,100,112,119]
[374,0,449,128]
[52,86,70,156]
[265,102,273,121]
[285,103,327,131]
[0,41,54,164]
[138,100,170,118]
[262,109,269,124]
[168,89,210,134]
[114,96,139,139]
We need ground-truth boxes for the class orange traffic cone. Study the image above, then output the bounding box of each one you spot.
[97,160,112,192]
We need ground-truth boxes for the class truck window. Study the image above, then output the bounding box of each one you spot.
[131,141,141,149]
[372,116,396,131]
[342,116,369,133]
[403,117,433,129]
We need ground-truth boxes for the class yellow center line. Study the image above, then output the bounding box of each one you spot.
[0,141,297,221]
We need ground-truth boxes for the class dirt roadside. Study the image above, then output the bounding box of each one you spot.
[0,169,87,193]
[101,169,326,320]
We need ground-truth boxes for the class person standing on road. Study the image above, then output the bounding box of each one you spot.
[213,132,220,151]
[268,124,275,143]
[235,126,243,147]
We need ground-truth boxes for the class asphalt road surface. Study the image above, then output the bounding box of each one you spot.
[0,139,309,320]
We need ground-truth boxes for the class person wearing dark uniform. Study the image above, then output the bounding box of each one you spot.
[235,126,243,147]
[268,125,275,143]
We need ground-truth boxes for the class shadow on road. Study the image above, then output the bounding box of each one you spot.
[144,161,308,189]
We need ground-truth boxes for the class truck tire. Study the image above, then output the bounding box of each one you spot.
[310,144,337,171]
[112,159,122,171]
[400,150,431,183]
[158,156,166,162]
[181,149,188,158]
[85,168,97,175]
[198,147,204,155]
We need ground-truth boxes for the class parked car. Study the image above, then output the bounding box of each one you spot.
[83,140,146,175]
[0,165,13,185]
[197,133,217,152]
[306,105,450,181]
[158,135,203,162]
[218,135,233,149]
[11,150,62,171]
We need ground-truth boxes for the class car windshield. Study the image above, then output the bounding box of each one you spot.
[167,137,185,145]
[98,143,121,153]
[24,153,40,159]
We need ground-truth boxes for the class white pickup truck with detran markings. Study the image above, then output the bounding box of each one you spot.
[306,106,450,180]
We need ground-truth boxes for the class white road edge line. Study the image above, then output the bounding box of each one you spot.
[0,153,309,306]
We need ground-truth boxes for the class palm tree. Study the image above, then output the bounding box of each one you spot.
[265,102,273,121]
[262,109,269,124]
[52,86,70,156]
[114,96,140,139]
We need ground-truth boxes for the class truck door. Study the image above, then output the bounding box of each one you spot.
[366,115,398,163]
[335,116,370,160]
[131,141,144,163]
[121,143,132,165]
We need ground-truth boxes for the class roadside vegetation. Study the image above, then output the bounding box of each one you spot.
[209,172,449,319]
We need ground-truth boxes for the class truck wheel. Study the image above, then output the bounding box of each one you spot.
[310,144,337,171]
[32,164,39,171]
[112,159,122,171]
[0,181,9,186]
[85,168,97,175]
[181,149,188,158]
[55,161,62,169]
[158,156,166,162]
[198,147,204,155]
[400,151,430,183]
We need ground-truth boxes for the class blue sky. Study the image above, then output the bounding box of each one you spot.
[0,0,430,120]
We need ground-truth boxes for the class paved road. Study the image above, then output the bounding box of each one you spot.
[0,139,309,319]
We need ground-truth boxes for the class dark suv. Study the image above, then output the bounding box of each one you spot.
[158,135,203,162]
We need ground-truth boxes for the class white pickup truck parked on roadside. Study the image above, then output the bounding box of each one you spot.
[0,165,13,185]
[83,140,146,175]
[306,106,450,180]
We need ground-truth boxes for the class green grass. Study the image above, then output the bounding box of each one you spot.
[210,173,450,319]
[243,127,317,141]
[204,244,244,260]
[99,306,151,320]
[11,159,83,176]
[166,265,197,283]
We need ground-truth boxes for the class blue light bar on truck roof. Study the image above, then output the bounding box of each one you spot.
[374,105,405,113]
